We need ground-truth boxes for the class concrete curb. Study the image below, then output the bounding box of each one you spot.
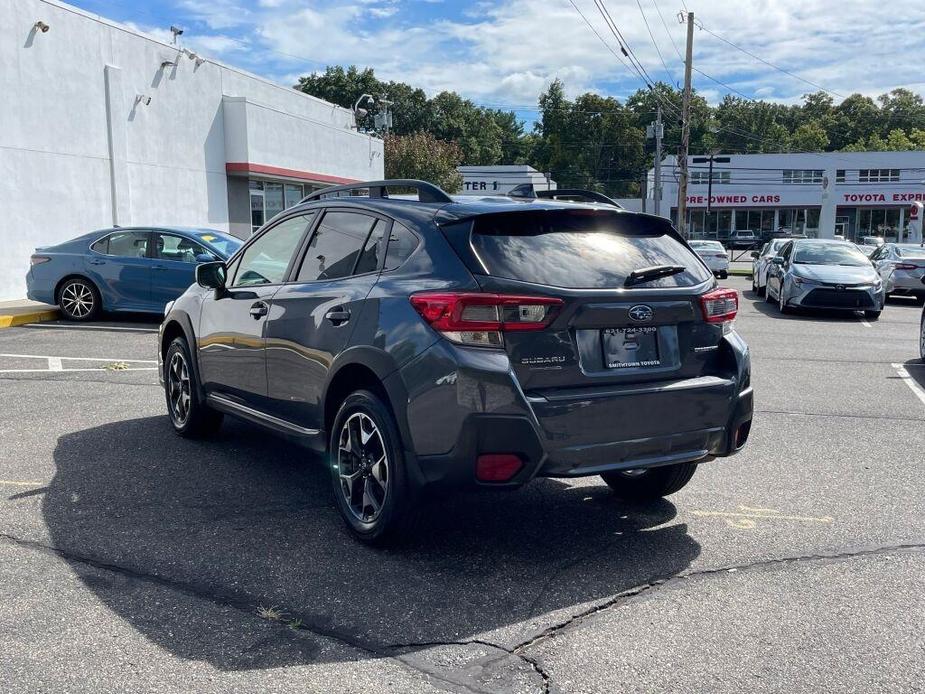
[729,269,753,277]
[0,308,60,329]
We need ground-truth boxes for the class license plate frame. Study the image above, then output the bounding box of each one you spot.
[602,326,661,369]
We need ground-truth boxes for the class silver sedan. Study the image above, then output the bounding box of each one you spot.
[766,239,885,319]
[870,243,925,304]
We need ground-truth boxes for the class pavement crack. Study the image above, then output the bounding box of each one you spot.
[512,542,925,657]
[0,531,462,691]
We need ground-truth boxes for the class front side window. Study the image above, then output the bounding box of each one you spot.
[233,213,315,287]
[97,231,151,258]
[154,233,211,263]
[297,211,376,282]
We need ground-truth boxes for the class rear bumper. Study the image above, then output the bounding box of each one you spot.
[887,272,925,295]
[390,335,752,491]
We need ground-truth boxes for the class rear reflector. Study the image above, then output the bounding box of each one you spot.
[410,292,563,347]
[476,454,523,482]
[700,287,738,323]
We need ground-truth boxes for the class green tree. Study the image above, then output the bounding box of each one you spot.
[383,132,464,192]
[790,120,830,151]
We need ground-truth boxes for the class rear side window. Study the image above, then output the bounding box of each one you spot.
[297,211,376,281]
[471,212,711,289]
[96,231,150,258]
[353,219,389,275]
[384,222,418,271]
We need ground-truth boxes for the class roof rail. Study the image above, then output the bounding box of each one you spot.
[507,183,623,209]
[301,179,454,204]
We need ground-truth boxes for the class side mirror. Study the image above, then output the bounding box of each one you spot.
[195,252,216,263]
[196,261,226,290]
[771,256,784,266]
[750,251,759,259]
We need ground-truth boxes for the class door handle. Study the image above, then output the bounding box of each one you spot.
[249,301,269,319]
[325,308,351,325]
[88,258,106,265]
[152,264,167,271]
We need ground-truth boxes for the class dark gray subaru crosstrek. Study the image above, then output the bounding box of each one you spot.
[158,180,752,543]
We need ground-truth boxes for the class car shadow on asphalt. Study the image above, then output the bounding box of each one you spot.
[744,289,874,323]
[44,415,700,670]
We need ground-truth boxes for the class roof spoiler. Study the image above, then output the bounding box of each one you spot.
[507,184,623,209]
[301,179,454,204]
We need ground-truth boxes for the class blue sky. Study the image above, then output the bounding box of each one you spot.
[70,0,925,124]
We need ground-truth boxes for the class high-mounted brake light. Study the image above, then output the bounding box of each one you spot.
[410,292,563,347]
[700,287,738,324]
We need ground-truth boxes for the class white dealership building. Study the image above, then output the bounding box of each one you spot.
[649,151,925,243]
[0,0,384,300]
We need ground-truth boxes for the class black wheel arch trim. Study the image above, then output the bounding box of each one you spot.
[160,310,204,399]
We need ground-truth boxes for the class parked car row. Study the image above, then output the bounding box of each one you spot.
[26,227,242,320]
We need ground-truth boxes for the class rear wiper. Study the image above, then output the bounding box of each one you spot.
[624,265,686,287]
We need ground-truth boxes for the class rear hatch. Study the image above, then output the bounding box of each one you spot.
[439,208,735,394]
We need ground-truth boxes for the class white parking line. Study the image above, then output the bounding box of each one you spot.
[891,363,925,407]
[860,318,872,328]
[0,353,155,363]
[0,353,157,374]
[25,323,158,333]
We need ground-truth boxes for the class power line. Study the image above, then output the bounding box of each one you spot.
[695,20,846,99]
[691,66,755,101]
[634,0,675,85]
[652,0,683,61]
[593,0,659,88]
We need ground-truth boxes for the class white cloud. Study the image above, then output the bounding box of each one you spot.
[140,0,924,109]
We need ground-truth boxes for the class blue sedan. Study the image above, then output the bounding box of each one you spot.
[26,227,242,320]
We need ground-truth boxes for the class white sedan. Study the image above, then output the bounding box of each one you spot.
[750,238,791,296]
[688,240,729,278]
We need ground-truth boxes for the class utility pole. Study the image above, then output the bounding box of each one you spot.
[676,11,694,238]
[374,95,393,136]
[646,106,664,216]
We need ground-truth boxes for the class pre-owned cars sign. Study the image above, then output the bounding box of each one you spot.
[685,190,925,208]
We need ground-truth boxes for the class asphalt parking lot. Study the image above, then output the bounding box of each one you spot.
[2,276,924,694]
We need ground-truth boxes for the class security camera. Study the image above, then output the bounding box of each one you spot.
[170,25,184,36]
[34,21,50,33]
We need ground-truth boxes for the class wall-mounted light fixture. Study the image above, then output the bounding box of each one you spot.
[160,59,177,69]
[182,49,204,67]
[33,21,50,33]
[135,94,152,106]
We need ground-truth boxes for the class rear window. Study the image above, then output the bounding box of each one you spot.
[471,211,711,289]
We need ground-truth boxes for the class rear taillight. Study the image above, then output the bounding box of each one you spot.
[476,454,523,482]
[409,292,563,347]
[893,263,919,270]
[30,255,51,266]
[700,287,738,324]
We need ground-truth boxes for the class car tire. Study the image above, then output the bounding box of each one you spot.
[778,287,790,314]
[600,463,698,501]
[329,389,414,545]
[58,277,101,321]
[865,310,881,320]
[919,310,925,361]
[720,271,728,279]
[164,337,223,438]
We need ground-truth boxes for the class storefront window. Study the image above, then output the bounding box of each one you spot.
[857,208,901,241]
[284,183,304,208]
[264,182,284,221]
